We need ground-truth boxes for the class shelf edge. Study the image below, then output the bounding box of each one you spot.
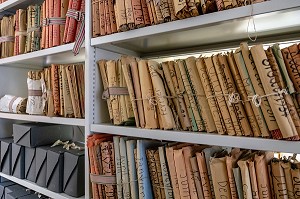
[91,124,300,154]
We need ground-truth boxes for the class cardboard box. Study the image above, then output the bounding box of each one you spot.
[63,148,85,197]
[6,189,32,199]
[25,147,36,182]
[46,146,66,193]
[13,123,73,148]
[4,184,25,198]
[0,138,13,175]
[11,143,25,179]
[35,146,51,187]
[0,181,15,199]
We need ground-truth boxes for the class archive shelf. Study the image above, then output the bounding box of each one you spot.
[0,173,84,199]
[0,113,85,126]
[0,43,85,68]
[90,0,300,156]
[91,0,300,57]
[91,124,300,154]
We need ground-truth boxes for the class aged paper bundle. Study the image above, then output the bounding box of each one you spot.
[14,9,27,55]
[251,44,298,139]
[26,70,47,115]
[0,16,15,58]
[25,5,41,53]
[0,95,27,114]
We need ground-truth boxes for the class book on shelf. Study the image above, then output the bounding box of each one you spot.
[98,42,300,141]
[88,135,298,199]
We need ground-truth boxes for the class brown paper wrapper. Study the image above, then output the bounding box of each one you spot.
[204,57,235,135]
[166,147,181,199]
[237,160,253,199]
[281,44,300,92]
[241,43,279,134]
[213,55,243,136]
[125,56,145,127]
[99,0,106,35]
[61,65,74,117]
[122,62,140,127]
[254,154,272,199]
[251,44,298,139]
[59,66,65,116]
[218,54,252,136]
[185,57,217,133]
[281,162,294,199]
[167,0,177,21]
[248,159,259,199]
[92,0,100,37]
[159,0,171,22]
[106,60,121,124]
[182,146,199,199]
[267,165,275,199]
[14,9,27,55]
[153,0,164,23]
[210,157,232,199]
[100,142,116,198]
[141,0,151,26]
[154,149,166,198]
[291,167,300,198]
[104,0,112,35]
[108,0,117,33]
[148,60,176,129]
[66,65,82,118]
[98,60,113,121]
[117,60,129,123]
[163,61,191,130]
[174,149,191,198]
[226,156,239,199]
[132,0,145,27]
[190,157,204,199]
[1,16,15,58]
[200,0,217,14]
[138,60,158,129]
[115,0,128,31]
[282,44,300,104]
[174,61,194,131]
[196,152,213,199]
[76,64,85,117]
[125,0,135,29]
[266,47,300,137]
[227,52,261,137]
[51,64,60,115]
[147,149,163,199]
[234,49,270,137]
[178,59,205,131]
[196,58,226,135]
[271,160,288,199]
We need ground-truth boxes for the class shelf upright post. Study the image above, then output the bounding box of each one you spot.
[84,0,94,197]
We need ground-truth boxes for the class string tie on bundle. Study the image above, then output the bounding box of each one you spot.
[228,93,241,105]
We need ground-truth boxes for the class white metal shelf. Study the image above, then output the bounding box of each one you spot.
[91,124,300,154]
[0,112,85,126]
[0,173,84,199]
[91,0,300,57]
[0,43,85,68]
[0,0,44,17]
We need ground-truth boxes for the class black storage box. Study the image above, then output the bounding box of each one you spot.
[5,184,25,198]
[25,147,36,182]
[0,181,15,199]
[0,138,13,175]
[13,123,73,148]
[46,146,66,193]
[19,194,46,199]
[35,146,51,187]
[6,189,32,199]
[63,147,85,197]
[0,177,8,183]
[11,143,25,179]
